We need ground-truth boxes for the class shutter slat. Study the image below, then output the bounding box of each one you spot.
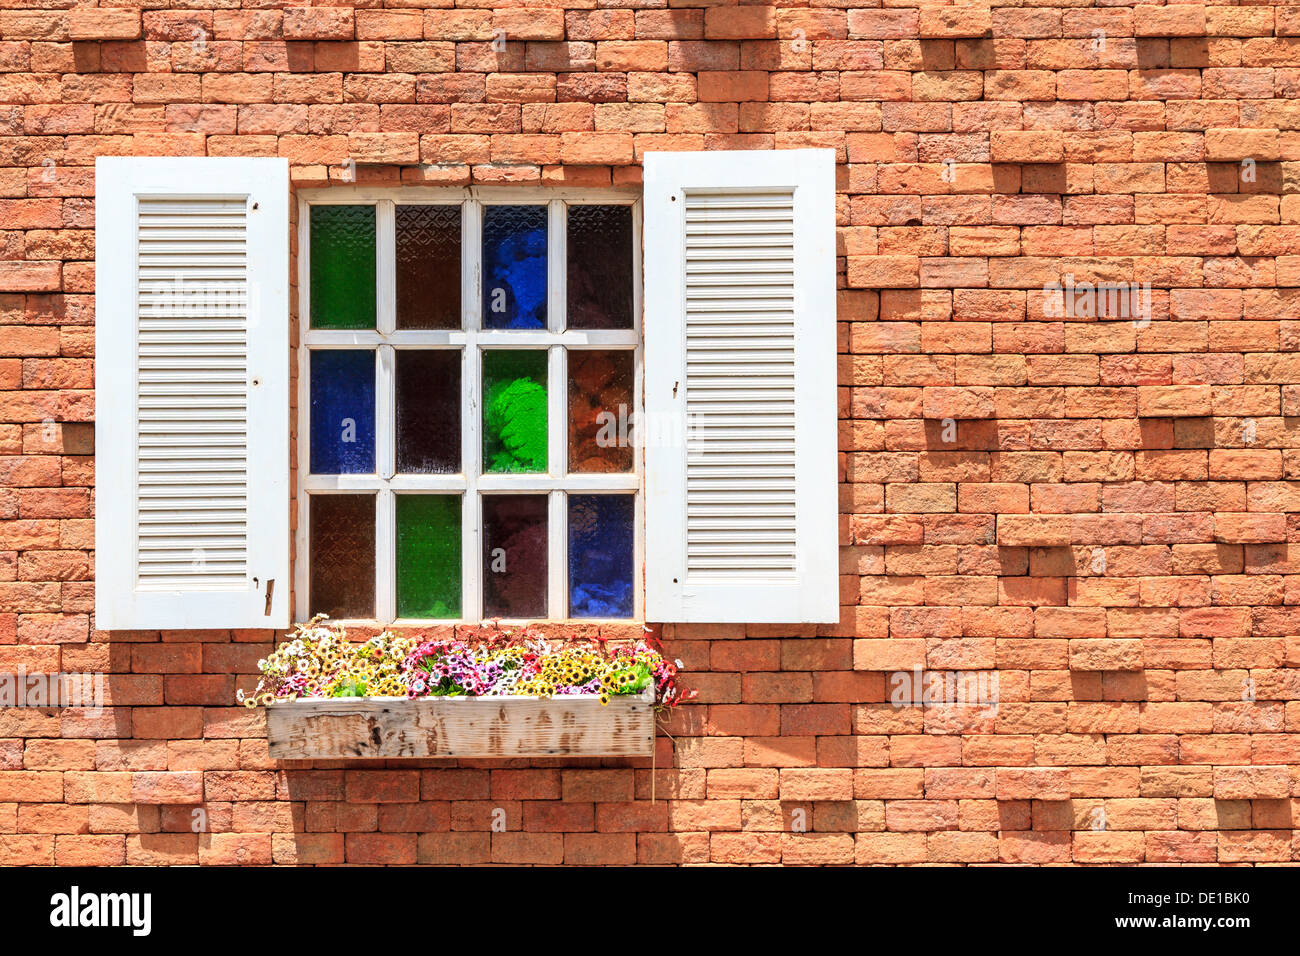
[683,187,799,580]
[135,193,250,590]
[135,194,252,586]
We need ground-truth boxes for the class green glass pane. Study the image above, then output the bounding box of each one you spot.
[310,205,376,329]
[482,350,548,474]
[396,495,462,619]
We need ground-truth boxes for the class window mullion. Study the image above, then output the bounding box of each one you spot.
[634,341,646,623]
[631,199,643,338]
[634,470,646,623]
[377,199,395,335]
[465,199,481,332]
[547,199,566,620]
[376,487,395,624]
[377,345,395,481]
[548,198,564,334]
[376,200,396,624]
[548,344,566,620]
[463,199,483,621]
[633,198,645,621]
[548,489,566,620]
[548,344,566,487]
[463,338,482,623]
[294,197,311,624]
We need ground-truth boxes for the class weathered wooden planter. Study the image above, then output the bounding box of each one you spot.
[265,689,656,759]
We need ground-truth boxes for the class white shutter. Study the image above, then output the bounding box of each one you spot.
[95,157,290,630]
[643,149,838,623]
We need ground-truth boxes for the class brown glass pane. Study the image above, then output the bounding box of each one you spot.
[568,350,634,473]
[567,204,633,329]
[309,494,375,619]
[396,204,461,330]
[482,495,547,618]
[396,350,461,473]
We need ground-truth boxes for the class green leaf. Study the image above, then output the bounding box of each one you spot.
[485,377,547,472]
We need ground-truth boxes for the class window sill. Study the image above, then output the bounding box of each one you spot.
[265,688,655,759]
[290,619,649,641]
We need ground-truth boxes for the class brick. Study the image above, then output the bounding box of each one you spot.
[990,131,1063,164]
[918,6,991,39]
[697,71,768,103]
[923,386,995,420]
[1213,766,1290,800]
[1134,5,1208,37]
[704,8,775,41]
[67,9,141,41]
[1215,513,1286,544]
[491,832,563,864]
[1137,385,1212,418]
[997,515,1073,546]
[345,833,416,865]
[0,262,59,293]
[492,10,563,42]
[1069,639,1143,672]
[560,131,633,165]
[283,8,353,41]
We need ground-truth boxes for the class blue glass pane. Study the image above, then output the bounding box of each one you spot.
[568,494,634,618]
[482,205,547,329]
[310,350,375,474]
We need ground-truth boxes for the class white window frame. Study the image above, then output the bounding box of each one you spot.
[294,187,644,626]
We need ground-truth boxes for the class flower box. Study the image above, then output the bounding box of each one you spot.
[265,687,655,759]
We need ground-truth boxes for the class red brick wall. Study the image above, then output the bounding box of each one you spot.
[2,0,1299,865]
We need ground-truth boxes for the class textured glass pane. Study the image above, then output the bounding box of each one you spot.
[310,205,376,330]
[482,495,548,618]
[396,495,461,619]
[396,350,460,474]
[310,350,375,474]
[568,350,634,473]
[309,494,375,619]
[482,205,547,329]
[567,204,633,330]
[397,204,461,330]
[482,350,547,473]
[568,495,634,618]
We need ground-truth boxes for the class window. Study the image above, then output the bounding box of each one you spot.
[296,190,643,624]
[94,151,837,633]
